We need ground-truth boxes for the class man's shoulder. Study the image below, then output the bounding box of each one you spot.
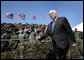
[48,17,67,25]
[57,17,66,19]
[57,17,68,22]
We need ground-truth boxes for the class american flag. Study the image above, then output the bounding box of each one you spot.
[18,13,25,20]
[32,15,36,20]
[6,13,13,19]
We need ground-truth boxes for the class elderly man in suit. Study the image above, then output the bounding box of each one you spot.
[36,10,77,59]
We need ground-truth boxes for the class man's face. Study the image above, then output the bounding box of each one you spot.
[49,12,57,20]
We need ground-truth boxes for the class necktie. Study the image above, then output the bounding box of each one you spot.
[52,20,55,33]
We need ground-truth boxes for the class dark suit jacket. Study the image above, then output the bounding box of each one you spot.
[40,17,76,49]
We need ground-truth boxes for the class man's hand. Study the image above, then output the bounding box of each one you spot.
[36,35,41,40]
[72,43,77,47]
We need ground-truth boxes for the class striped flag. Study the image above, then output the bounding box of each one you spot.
[6,13,13,19]
[18,13,25,20]
[32,15,36,20]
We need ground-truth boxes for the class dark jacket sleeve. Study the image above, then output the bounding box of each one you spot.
[39,24,50,40]
[62,17,76,44]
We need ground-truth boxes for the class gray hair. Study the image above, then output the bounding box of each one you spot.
[49,10,57,14]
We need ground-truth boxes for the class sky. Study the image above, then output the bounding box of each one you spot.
[1,1,83,28]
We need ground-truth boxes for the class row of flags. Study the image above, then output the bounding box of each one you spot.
[6,13,46,20]
[6,13,25,20]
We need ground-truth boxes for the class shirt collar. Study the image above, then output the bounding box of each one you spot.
[55,17,57,21]
[53,17,57,22]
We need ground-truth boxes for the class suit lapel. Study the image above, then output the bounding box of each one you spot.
[50,21,53,34]
[53,17,59,33]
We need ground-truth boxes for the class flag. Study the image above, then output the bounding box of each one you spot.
[32,15,36,20]
[6,13,13,19]
[18,13,25,20]
[42,15,46,20]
